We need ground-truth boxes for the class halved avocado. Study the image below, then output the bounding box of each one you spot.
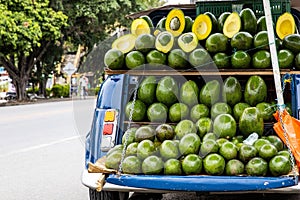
[112,34,136,54]
[223,12,241,38]
[192,14,212,40]
[218,12,231,32]
[178,32,198,53]
[155,31,174,53]
[276,12,296,40]
[135,33,155,53]
[131,18,151,36]
[166,9,186,37]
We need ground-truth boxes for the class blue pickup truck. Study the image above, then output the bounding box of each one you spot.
[81,2,300,200]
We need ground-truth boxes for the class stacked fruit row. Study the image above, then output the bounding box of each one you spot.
[105,120,292,177]
[104,75,294,176]
[104,8,300,70]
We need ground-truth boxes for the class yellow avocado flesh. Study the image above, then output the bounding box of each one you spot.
[166,9,186,37]
[155,31,174,53]
[131,18,151,36]
[178,32,198,53]
[223,12,241,38]
[276,12,295,40]
[112,34,136,54]
[192,14,212,40]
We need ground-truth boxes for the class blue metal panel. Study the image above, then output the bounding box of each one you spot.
[293,74,300,119]
[85,74,128,168]
[107,174,298,192]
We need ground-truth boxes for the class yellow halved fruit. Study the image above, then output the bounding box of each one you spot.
[276,12,296,40]
[178,32,198,53]
[155,31,174,53]
[112,34,136,54]
[165,9,186,37]
[192,14,212,40]
[131,18,151,36]
[223,12,241,38]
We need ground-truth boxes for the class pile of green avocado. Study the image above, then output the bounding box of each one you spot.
[103,7,296,178]
[104,8,300,70]
[104,75,294,177]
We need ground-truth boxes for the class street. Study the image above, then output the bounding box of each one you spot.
[0,99,96,200]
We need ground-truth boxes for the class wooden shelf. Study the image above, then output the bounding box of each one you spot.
[124,121,275,126]
[105,68,300,76]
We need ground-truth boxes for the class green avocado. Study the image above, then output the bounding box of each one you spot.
[257,16,267,32]
[222,76,242,106]
[199,80,221,107]
[156,76,179,107]
[240,8,257,36]
[147,102,168,122]
[231,50,251,69]
[125,50,145,69]
[253,31,269,50]
[213,114,237,139]
[210,102,232,119]
[140,15,154,28]
[256,102,275,121]
[244,75,267,106]
[146,49,167,67]
[156,17,166,31]
[125,99,146,121]
[168,48,189,69]
[213,52,230,68]
[239,107,264,137]
[180,80,199,107]
[282,34,300,54]
[104,49,124,70]
[233,102,250,122]
[138,76,157,105]
[190,104,210,122]
[183,16,194,33]
[189,48,211,68]
[278,49,295,69]
[205,33,229,53]
[204,12,218,33]
[252,50,271,69]
[230,31,253,50]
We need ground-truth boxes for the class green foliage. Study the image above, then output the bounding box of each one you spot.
[136,0,166,10]
[26,87,39,94]
[51,84,69,97]
[60,0,164,50]
[0,0,68,55]
[0,0,68,100]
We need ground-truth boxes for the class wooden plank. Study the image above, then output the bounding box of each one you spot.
[105,69,297,76]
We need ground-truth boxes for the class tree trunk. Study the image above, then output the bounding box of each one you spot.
[15,78,28,101]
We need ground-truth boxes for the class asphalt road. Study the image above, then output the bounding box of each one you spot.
[0,99,96,200]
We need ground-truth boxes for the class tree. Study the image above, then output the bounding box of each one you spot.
[0,0,67,101]
[59,0,165,87]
